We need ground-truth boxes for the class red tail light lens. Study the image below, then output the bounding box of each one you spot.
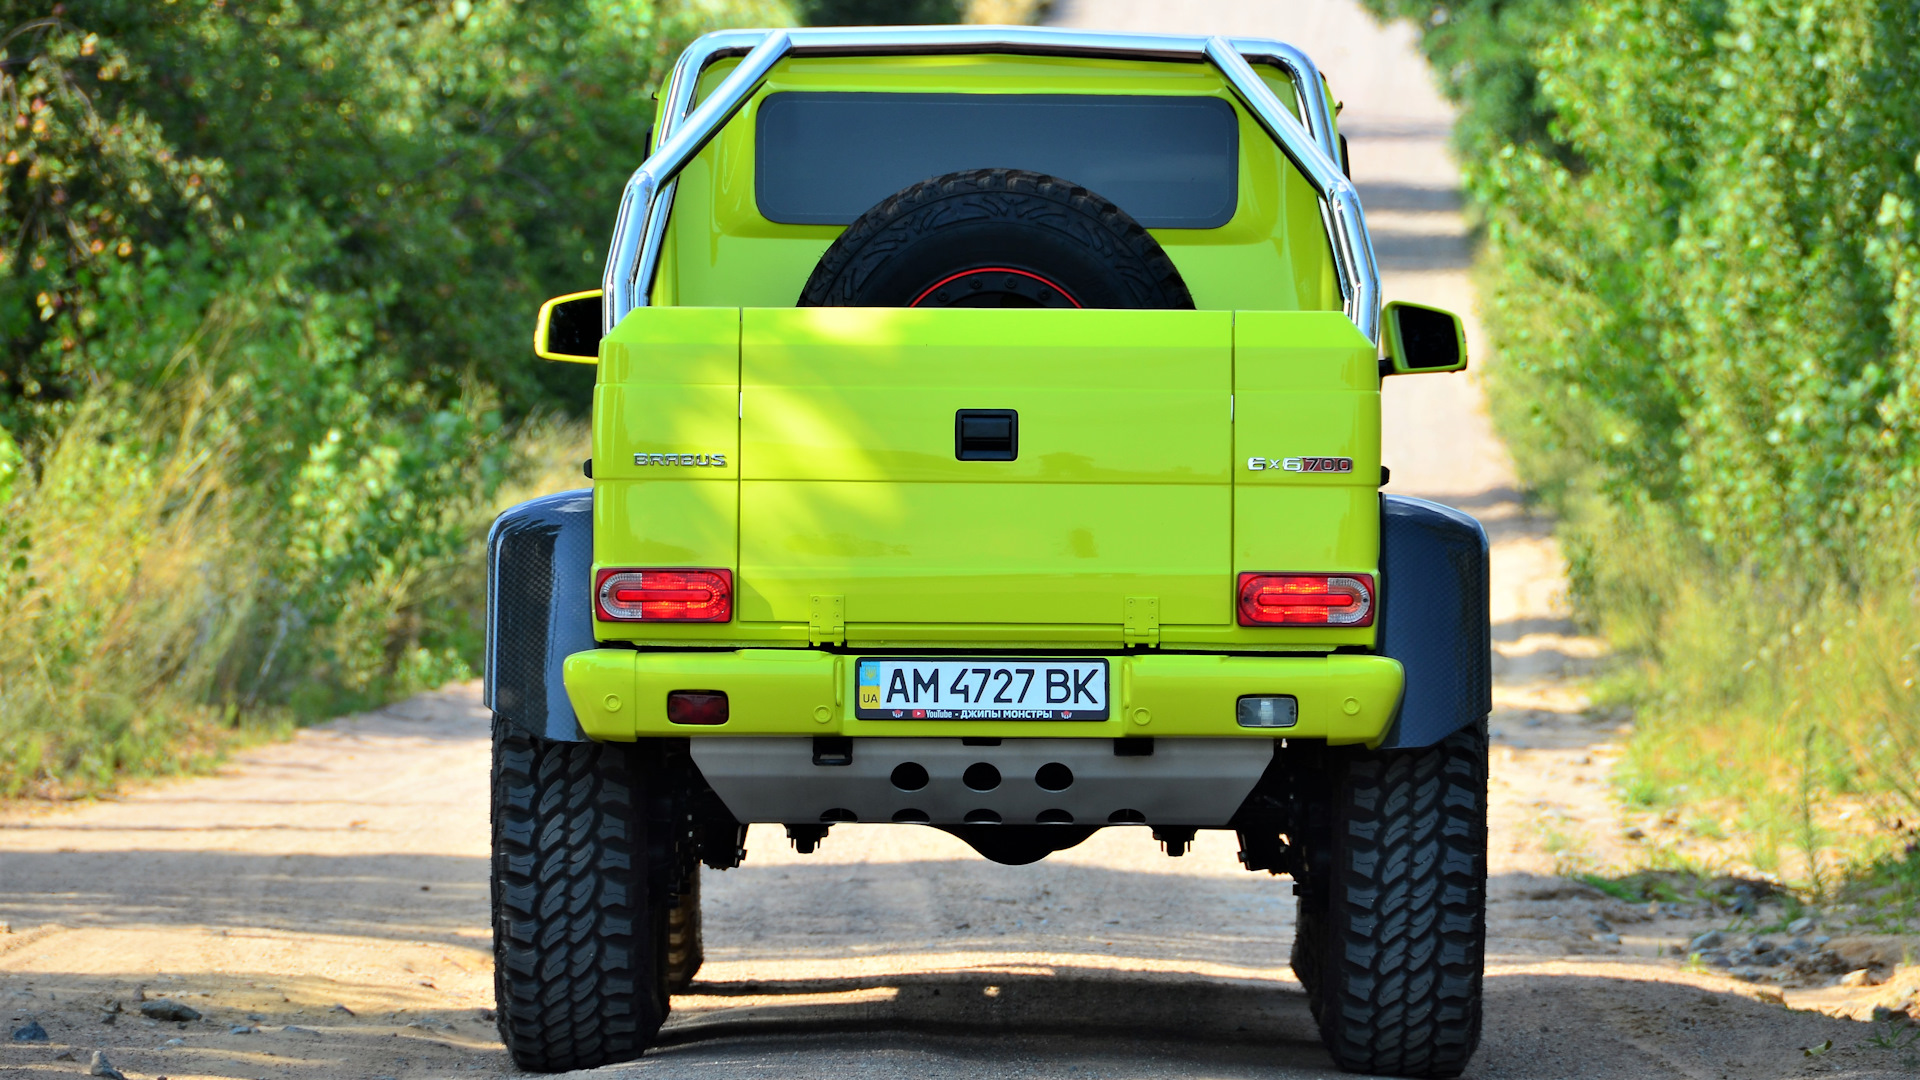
[1237,573,1375,626]
[595,568,732,622]
[667,690,729,725]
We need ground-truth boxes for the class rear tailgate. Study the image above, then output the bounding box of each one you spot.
[738,308,1231,644]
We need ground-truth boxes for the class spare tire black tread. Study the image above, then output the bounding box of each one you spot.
[799,167,1193,309]
[491,721,666,1072]
[1315,722,1487,1078]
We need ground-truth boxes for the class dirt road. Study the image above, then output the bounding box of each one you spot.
[2,692,1902,1080]
[3,3,1914,1078]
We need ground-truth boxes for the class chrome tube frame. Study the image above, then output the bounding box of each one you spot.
[601,25,1381,343]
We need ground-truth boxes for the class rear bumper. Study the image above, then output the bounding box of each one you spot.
[562,649,1404,745]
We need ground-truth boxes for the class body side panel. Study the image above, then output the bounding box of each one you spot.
[1230,311,1382,647]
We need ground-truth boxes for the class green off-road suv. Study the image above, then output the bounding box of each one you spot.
[489,24,1490,1077]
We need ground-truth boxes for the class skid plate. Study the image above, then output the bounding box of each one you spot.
[690,737,1272,827]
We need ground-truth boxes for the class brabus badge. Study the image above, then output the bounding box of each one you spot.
[1247,456,1354,473]
[633,452,727,467]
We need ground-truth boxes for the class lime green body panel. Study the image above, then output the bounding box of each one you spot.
[588,307,1381,651]
[592,307,739,483]
[652,54,1338,314]
[1233,311,1383,598]
[740,307,1230,633]
[740,309,1230,484]
[568,54,1392,739]
[564,647,1403,746]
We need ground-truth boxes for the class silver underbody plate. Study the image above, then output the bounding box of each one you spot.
[689,737,1272,827]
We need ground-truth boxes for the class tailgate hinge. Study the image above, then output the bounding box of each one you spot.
[1124,596,1160,648]
[809,594,845,646]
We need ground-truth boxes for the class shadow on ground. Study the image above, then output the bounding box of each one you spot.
[14,966,1867,1080]
[0,851,490,949]
[664,967,1316,1049]
[635,966,1883,1079]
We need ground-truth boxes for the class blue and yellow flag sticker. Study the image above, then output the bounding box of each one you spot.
[857,661,881,709]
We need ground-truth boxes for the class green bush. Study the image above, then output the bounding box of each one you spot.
[796,0,961,25]
[0,0,780,796]
[1373,0,1920,565]
[1372,0,1920,886]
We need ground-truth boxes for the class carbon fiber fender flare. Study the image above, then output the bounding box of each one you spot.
[484,489,595,742]
[1373,494,1493,749]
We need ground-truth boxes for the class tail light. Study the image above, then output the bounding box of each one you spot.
[595,568,732,622]
[1237,573,1375,627]
[667,690,729,725]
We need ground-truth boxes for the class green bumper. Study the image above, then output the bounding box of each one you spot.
[562,649,1404,745]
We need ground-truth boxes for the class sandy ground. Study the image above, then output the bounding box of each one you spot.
[5,3,1917,1078]
[5,695,1912,1080]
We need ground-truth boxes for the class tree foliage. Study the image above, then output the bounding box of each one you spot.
[1374,0,1920,572]
[795,0,961,25]
[1372,0,1920,871]
[0,0,787,769]
[3,0,794,429]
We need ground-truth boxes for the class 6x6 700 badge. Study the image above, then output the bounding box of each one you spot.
[1246,456,1354,472]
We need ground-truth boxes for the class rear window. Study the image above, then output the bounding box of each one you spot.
[754,92,1239,230]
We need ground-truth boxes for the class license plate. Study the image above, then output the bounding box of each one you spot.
[854,658,1109,720]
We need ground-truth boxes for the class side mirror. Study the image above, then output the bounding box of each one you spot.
[1381,300,1468,376]
[534,289,604,363]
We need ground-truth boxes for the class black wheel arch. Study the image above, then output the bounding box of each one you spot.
[1374,494,1492,749]
[485,489,595,742]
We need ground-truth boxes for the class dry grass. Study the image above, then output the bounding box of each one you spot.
[963,0,1050,24]
[0,387,275,798]
[0,392,591,801]
[1547,496,1920,901]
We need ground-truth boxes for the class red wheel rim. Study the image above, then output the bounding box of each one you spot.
[908,266,1083,309]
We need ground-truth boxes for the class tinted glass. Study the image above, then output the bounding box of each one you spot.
[755,92,1239,229]
[546,294,603,358]
[1396,305,1460,370]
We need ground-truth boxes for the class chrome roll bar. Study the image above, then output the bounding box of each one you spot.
[601,25,1381,343]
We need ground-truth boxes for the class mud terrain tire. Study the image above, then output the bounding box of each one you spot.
[665,865,704,993]
[1303,723,1487,1078]
[798,168,1193,310]
[491,721,668,1072]
[1291,899,1328,1022]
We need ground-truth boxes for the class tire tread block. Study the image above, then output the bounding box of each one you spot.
[491,722,667,1072]
[1312,724,1487,1078]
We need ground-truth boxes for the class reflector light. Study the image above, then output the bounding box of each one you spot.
[1237,573,1374,626]
[1237,695,1299,728]
[667,690,729,725]
[595,568,732,622]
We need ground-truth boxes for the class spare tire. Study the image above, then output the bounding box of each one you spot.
[798,168,1194,310]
